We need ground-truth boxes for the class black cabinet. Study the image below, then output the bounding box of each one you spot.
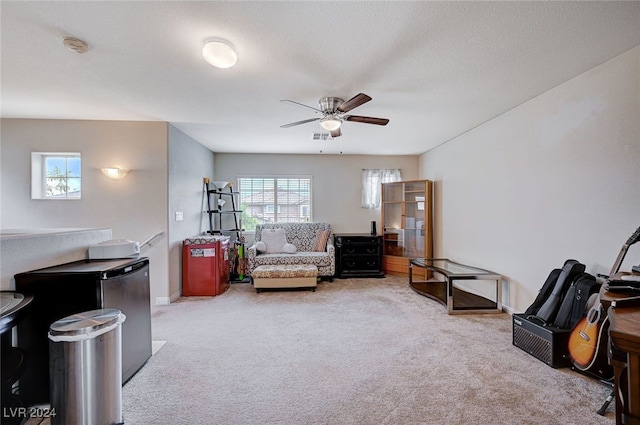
[334,234,385,278]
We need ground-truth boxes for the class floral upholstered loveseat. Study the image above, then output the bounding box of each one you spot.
[247,222,335,280]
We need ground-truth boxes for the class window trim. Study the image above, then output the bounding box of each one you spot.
[237,174,313,225]
[31,152,82,200]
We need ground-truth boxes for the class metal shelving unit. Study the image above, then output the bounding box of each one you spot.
[203,178,248,282]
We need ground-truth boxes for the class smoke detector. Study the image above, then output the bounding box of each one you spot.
[62,36,89,54]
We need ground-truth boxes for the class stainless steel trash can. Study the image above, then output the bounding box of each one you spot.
[48,309,126,425]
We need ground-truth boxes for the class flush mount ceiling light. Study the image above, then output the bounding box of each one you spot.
[202,40,237,69]
[62,36,89,54]
[101,167,129,180]
[320,116,342,131]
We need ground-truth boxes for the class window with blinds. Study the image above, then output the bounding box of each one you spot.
[237,176,312,227]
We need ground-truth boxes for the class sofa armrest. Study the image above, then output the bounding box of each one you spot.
[327,242,336,266]
[325,240,336,276]
[326,240,335,255]
[247,244,258,274]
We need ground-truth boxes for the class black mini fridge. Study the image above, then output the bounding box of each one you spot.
[15,257,152,406]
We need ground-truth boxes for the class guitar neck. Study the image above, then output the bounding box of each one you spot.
[609,244,630,277]
[609,226,640,277]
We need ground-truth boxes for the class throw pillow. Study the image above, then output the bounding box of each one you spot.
[260,228,288,254]
[283,243,297,254]
[255,241,267,252]
[313,229,330,252]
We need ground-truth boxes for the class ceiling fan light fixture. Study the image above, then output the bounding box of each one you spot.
[320,117,342,131]
[281,93,388,138]
[202,40,237,69]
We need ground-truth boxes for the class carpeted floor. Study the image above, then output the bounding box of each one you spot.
[122,276,614,425]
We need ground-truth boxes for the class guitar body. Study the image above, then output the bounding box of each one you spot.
[569,311,613,378]
[567,225,640,380]
[568,315,600,368]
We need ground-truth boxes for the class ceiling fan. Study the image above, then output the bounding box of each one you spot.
[280,93,389,138]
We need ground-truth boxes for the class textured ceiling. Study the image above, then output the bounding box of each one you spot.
[1,1,639,155]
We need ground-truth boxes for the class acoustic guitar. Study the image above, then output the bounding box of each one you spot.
[568,226,640,371]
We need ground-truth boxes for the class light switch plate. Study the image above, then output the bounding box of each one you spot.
[175,211,183,221]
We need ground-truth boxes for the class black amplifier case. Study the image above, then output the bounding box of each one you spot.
[512,313,571,368]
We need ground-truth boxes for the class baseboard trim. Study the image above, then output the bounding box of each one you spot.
[502,304,516,315]
[155,291,181,305]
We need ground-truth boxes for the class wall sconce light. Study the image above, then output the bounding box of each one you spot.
[101,167,129,180]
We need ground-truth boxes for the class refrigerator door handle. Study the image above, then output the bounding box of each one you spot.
[103,259,149,279]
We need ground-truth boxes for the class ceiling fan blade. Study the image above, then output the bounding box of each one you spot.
[337,93,372,113]
[330,128,342,138]
[344,115,389,126]
[280,117,321,128]
[280,99,322,114]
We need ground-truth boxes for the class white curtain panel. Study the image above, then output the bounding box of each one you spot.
[361,169,401,209]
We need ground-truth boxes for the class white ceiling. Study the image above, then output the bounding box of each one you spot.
[2,1,639,156]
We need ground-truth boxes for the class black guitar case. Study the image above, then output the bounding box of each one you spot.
[552,272,600,330]
[524,268,562,316]
[525,259,586,324]
[515,260,588,368]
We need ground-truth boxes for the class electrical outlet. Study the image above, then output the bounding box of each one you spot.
[175,211,183,221]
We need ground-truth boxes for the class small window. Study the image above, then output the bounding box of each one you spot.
[31,152,82,199]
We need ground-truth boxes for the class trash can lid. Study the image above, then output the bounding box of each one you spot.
[49,308,124,337]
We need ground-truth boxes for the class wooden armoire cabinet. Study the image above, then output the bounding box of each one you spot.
[381,179,433,276]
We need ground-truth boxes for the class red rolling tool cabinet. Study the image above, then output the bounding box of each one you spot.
[182,236,230,296]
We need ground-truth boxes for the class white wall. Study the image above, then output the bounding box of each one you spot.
[167,124,215,302]
[214,153,419,236]
[0,119,170,306]
[419,47,640,313]
[3,119,409,306]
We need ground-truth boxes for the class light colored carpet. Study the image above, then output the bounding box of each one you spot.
[122,276,614,425]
